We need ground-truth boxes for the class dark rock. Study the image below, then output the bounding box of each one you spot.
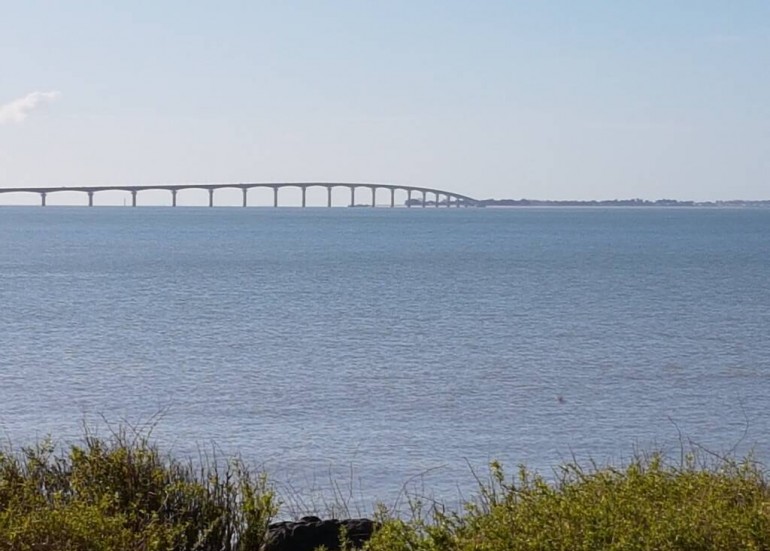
[262,517,376,551]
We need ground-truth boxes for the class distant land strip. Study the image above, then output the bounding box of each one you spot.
[452,198,770,208]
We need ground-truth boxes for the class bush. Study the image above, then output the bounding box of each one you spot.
[0,430,276,551]
[367,455,770,551]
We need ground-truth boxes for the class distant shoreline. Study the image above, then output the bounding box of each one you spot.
[407,198,770,208]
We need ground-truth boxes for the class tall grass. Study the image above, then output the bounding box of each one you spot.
[0,427,276,550]
[367,454,770,550]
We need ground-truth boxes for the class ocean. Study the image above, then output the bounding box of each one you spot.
[1,206,769,511]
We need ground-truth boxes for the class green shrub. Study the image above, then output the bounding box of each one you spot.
[366,455,770,551]
[0,430,277,551]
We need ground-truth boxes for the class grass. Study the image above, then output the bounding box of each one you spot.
[1,427,770,550]
[368,454,770,551]
[0,427,276,550]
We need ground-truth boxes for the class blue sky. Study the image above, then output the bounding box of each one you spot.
[1,1,768,203]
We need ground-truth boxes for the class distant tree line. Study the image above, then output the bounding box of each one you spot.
[405,198,770,207]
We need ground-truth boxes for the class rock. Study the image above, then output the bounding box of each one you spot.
[262,517,376,551]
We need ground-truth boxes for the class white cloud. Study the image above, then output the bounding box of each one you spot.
[0,91,61,125]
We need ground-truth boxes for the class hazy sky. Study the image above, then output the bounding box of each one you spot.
[1,1,768,203]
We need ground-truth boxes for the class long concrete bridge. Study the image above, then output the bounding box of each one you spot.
[0,183,478,208]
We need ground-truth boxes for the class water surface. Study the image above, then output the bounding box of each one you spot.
[1,207,769,509]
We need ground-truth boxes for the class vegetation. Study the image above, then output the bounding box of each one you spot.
[369,455,770,551]
[0,428,276,550]
[2,428,770,550]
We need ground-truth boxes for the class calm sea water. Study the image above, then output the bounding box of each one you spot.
[1,207,769,510]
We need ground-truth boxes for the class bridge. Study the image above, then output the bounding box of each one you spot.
[0,183,479,208]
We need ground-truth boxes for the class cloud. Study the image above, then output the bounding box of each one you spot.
[0,90,61,125]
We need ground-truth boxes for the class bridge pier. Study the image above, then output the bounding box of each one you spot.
[130,190,137,207]
[242,188,248,207]
[422,191,427,208]
[407,189,412,208]
[390,188,395,208]
[41,192,47,207]
[301,186,307,208]
[350,186,356,207]
[208,188,214,207]
[273,187,279,208]
[371,187,376,208]
[327,186,333,207]
[171,189,177,207]
[87,191,94,207]
[435,192,440,208]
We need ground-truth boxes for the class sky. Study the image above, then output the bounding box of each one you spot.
[1,1,768,204]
